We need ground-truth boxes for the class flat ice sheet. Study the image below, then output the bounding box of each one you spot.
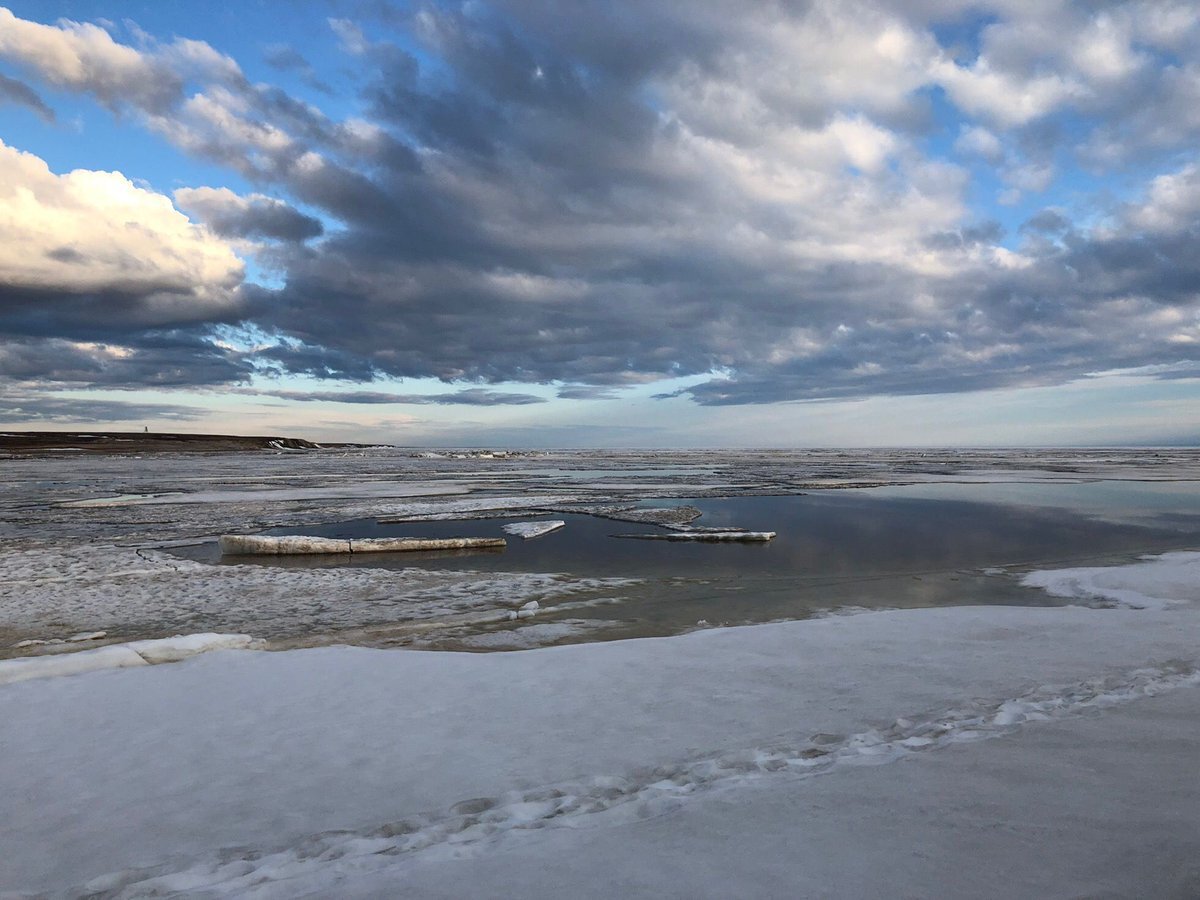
[3,603,1200,895]
[1022,549,1200,609]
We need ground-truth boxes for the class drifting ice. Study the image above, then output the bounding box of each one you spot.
[219,534,507,555]
[502,521,566,539]
[611,531,776,542]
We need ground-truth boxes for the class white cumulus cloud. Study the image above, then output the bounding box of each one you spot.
[0,139,243,321]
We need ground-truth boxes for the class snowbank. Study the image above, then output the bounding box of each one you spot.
[1022,550,1200,609]
[0,633,262,686]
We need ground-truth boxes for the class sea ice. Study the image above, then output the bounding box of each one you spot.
[4,604,1200,896]
[218,534,507,555]
[0,633,262,685]
[611,531,776,542]
[1022,550,1200,610]
[501,520,566,539]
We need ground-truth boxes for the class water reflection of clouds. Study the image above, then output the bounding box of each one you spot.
[863,481,1200,531]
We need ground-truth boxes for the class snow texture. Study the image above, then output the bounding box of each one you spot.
[0,633,260,685]
[1021,550,1200,610]
[3,602,1200,896]
[0,542,639,645]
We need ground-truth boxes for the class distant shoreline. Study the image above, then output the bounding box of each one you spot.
[0,431,360,455]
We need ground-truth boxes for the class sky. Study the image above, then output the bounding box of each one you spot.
[0,0,1198,447]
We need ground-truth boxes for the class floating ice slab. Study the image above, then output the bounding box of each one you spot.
[502,520,566,539]
[219,534,507,555]
[611,531,776,542]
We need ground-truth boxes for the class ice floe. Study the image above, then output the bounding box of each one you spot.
[501,520,566,539]
[580,505,704,526]
[218,534,507,555]
[611,530,776,542]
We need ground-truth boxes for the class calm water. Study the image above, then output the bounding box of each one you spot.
[174,481,1200,645]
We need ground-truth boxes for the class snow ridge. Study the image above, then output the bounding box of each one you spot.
[57,660,1200,899]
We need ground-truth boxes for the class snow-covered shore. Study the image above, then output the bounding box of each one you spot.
[3,555,1199,896]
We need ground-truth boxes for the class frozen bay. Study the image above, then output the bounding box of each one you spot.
[2,448,1199,897]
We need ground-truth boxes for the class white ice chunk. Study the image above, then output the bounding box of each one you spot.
[219,535,352,555]
[218,534,506,555]
[611,531,776,542]
[502,521,566,539]
[0,646,148,686]
[124,633,264,664]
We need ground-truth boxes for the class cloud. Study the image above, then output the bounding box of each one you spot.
[244,387,547,405]
[556,385,622,400]
[0,7,180,111]
[0,334,253,387]
[0,390,204,423]
[2,2,1200,410]
[0,72,54,120]
[174,187,323,241]
[262,43,331,93]
[0,139,244,332]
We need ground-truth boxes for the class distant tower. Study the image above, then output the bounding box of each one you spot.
[144,425,148,433]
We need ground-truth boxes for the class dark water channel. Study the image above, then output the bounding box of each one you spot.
[174,482,1200,642]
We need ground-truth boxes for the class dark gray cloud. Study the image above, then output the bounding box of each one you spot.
[0,332,255,388]
[0,392,204,423]
[174,188,323,242]
[0,72,54,120]
[246,387,546,405]
[556,385,622,400]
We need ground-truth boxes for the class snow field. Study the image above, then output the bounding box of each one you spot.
[3,601,1200,895]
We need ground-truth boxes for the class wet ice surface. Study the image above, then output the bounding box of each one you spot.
[3,447,1200,654]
